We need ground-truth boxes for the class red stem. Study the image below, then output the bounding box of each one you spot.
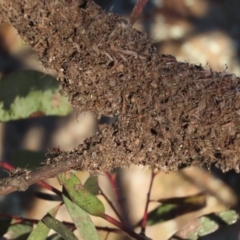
[0,212,39,224]
[0,212,74,229]
[37,180,62,197]
[101,213,146,240]
[99,186,123,222]
[140,170,157,234]
[130,0,149,25]
[0,162,15,171]
[104,171,125,223]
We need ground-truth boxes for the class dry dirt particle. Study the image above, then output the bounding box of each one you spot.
[0,0,239,173]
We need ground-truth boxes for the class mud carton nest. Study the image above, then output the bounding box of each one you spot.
[0,0,240,173]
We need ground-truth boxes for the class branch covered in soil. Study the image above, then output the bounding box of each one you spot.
[0,150,82,196]
[0,0,239,196]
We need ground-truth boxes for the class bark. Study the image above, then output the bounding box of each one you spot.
[0,0,239,195]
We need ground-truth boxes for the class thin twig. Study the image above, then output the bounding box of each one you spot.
[130,0,149,26]
[37,181,62,197]
[0,162,15,171]
[101,213,147,240]
[104,171,126,223]
[99,186,123,222]
[0,212,74,229]
[140,170,158,235]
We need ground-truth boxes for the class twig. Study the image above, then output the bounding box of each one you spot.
[0,155,82,196]
[0,162,15,171]
[96,226,126,236]
[101,213,147,240]
[0,162,63,197]
[140,170,158,235]
[104,171,126,223]
[0,212,39,224]
[37,181,62,197]
[0,212,74,229]
[130,0,149,25]
[99,186,123,222]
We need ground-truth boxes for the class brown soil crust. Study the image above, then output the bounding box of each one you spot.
[0,0,240,173]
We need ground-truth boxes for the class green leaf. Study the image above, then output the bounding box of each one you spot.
[15,232,32,240]
[27,222,50,240]
[42,215,77,240]
[83,176,99,195]
[0,70,71,122]
[219,210,239,224]
[59,172,105,217]
[186,210,239,240]
[136,193,206,227]
[8,223,32,239]
[27,204,60,240]
[146,203,177,226]
[63,189,100,240]
[185,216,218,240]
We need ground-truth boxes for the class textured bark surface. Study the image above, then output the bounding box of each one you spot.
[0,0,239,174]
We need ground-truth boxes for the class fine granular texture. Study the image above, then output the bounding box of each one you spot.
[0,0,240,172]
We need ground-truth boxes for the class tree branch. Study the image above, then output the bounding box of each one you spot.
[0,152,82,196]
